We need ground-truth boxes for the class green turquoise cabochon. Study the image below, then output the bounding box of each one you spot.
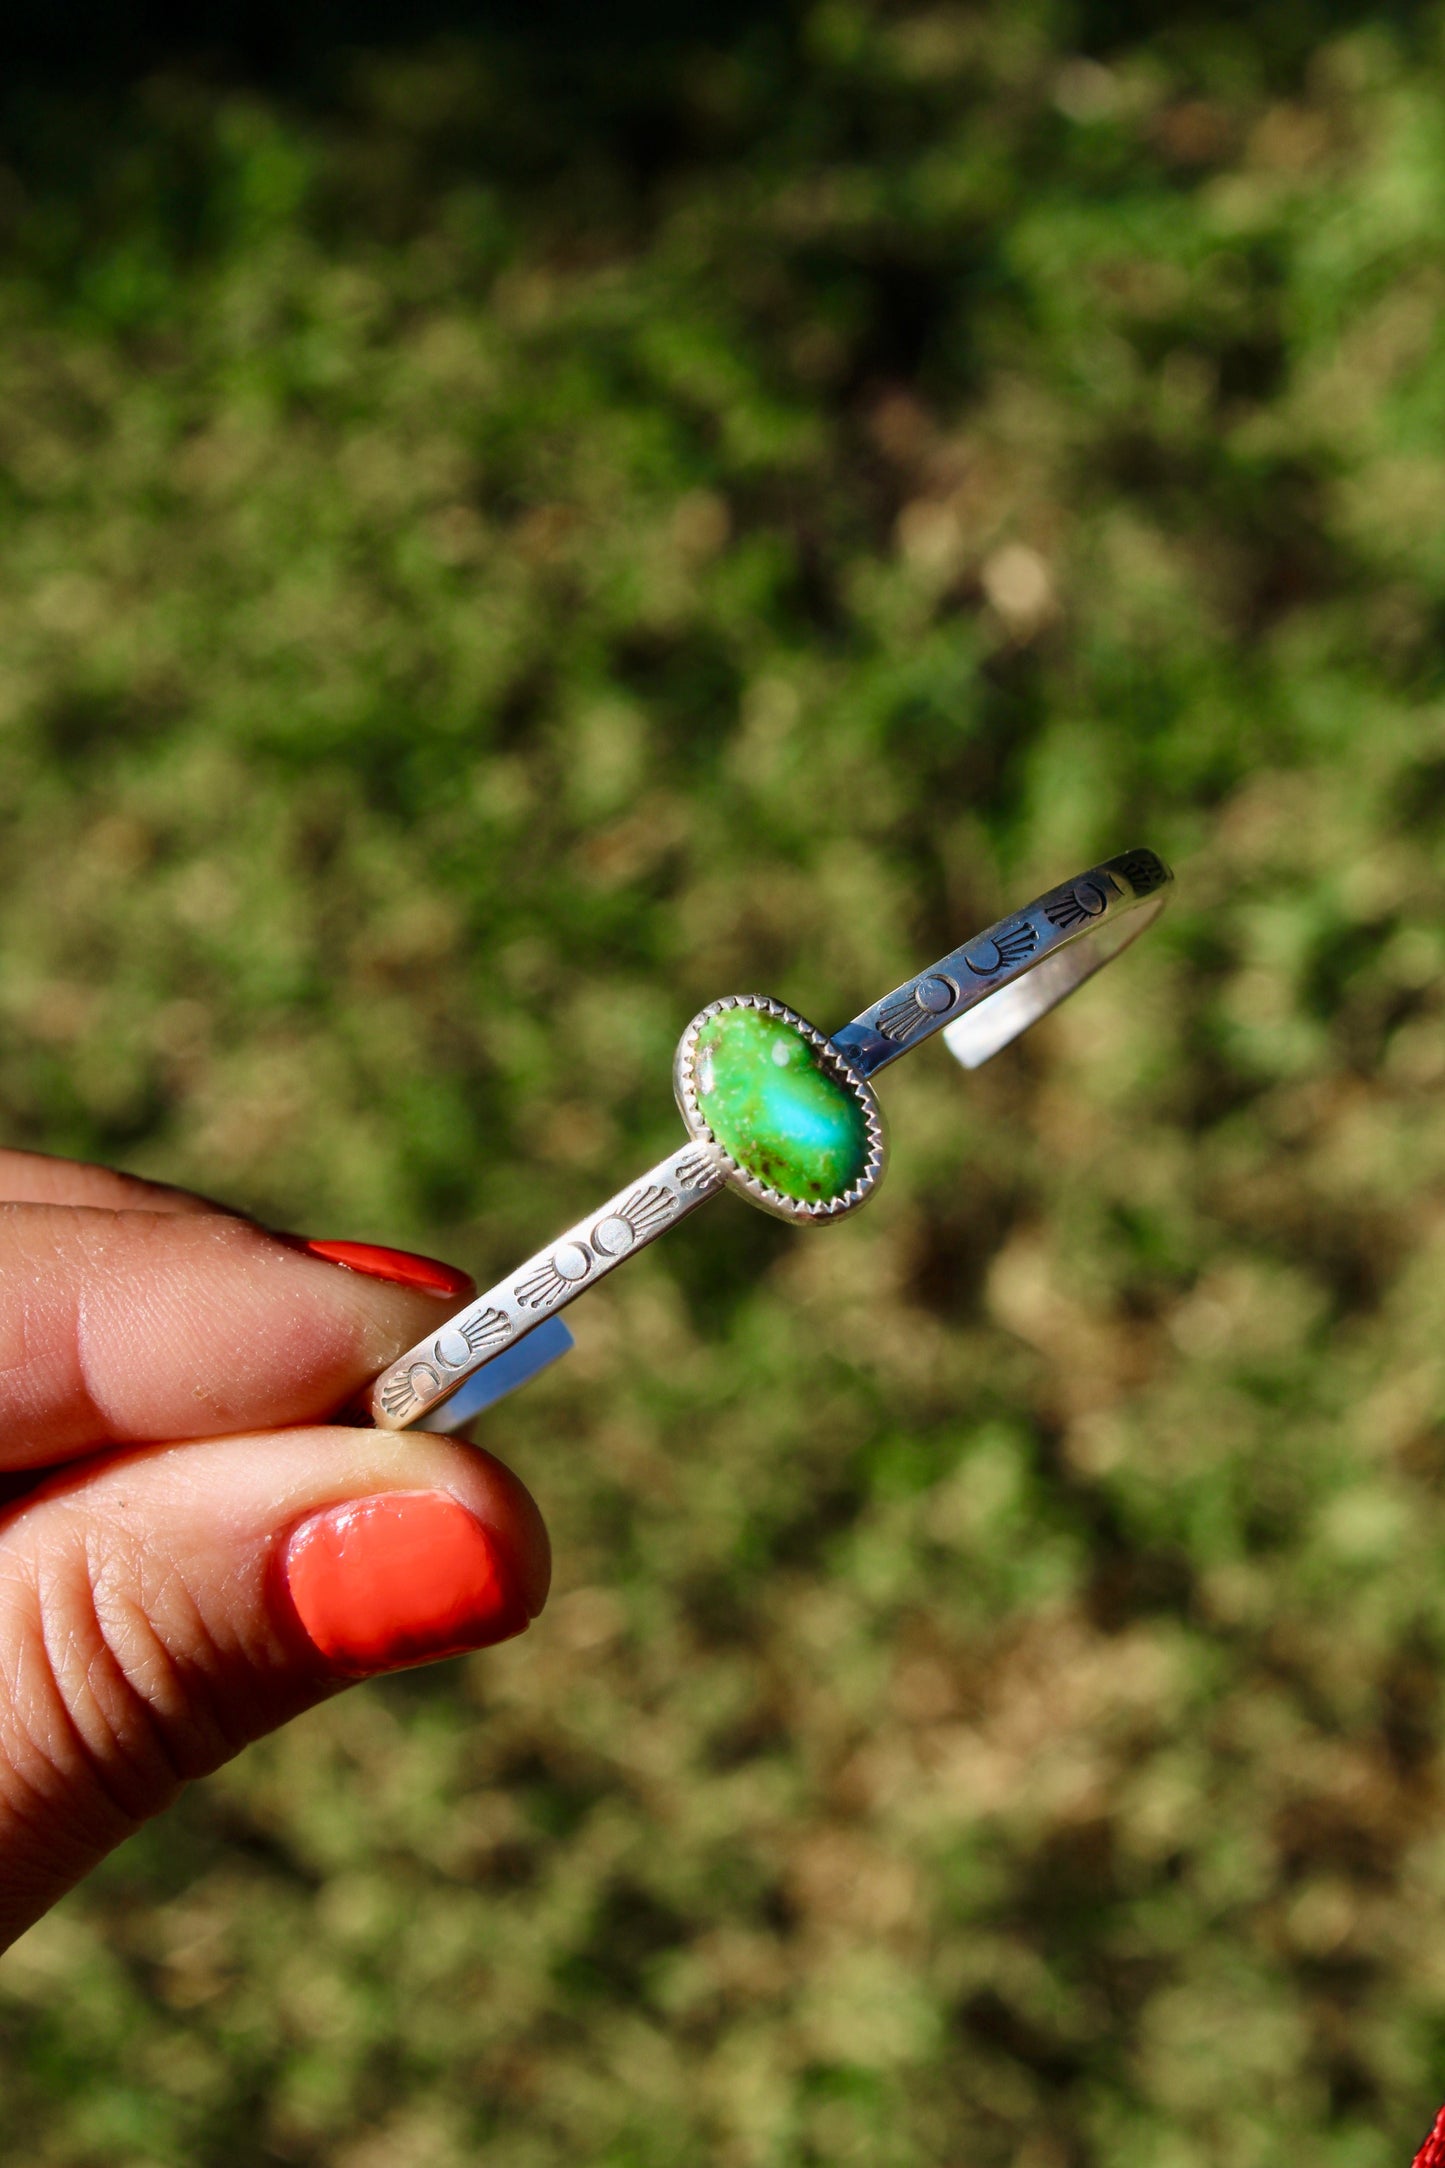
[674,997,884,1221]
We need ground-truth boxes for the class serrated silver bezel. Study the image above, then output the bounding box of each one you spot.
[672,993,886,1225]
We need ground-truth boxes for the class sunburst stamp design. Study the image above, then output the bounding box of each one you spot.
[675,1146,719,1190]
[463,1305,514,1352]
[1045,881,1108,931]
[516,1242,593,1309]
[434,1307,513,1370]
[1117,850,1167,895]
[593,1185,677,1258]
[964,920,1040,975]
[996,920,1040,964]
[875,974,957,1043]
[380,1371,417,1421]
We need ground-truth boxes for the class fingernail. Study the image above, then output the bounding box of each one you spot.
[277,1236,474,1300]
[282,1491,531,1674]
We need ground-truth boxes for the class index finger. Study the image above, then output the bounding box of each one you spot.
[0,1205,476,1469]
[0,1148,233,1215]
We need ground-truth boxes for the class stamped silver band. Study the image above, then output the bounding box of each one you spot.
[369,1140,726,1430]
[829,847,1172,1076]
[367,847,1171,1430]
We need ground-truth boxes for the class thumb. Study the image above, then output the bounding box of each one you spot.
[0,1426,549,1948]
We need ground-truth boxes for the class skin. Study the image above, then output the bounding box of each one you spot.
[0,1148,551,1952]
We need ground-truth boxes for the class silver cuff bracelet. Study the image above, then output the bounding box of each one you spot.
[367,848,1173,1433]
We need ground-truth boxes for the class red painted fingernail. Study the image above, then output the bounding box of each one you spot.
[1412,2106,1445,2168]
[282,1491,531,1674]
[279,1236,474,1300]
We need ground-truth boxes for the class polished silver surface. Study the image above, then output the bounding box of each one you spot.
[828,847,1171,1078]
[414,1315,575,1433]
[369,1140,726,1429]
[366,847,1172,1431]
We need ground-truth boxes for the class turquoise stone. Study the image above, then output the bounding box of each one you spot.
[693,1007,870,1204]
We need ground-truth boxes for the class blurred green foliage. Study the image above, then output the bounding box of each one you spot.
[4,3,1445,2161]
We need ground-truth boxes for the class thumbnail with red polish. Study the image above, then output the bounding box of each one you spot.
[283,1492,530,1674]
[289,1237,474,1300]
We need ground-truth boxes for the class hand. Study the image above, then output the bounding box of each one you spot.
[0,1149,550,1951]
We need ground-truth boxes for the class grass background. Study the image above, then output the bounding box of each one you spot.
[3,2,1445,2160]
